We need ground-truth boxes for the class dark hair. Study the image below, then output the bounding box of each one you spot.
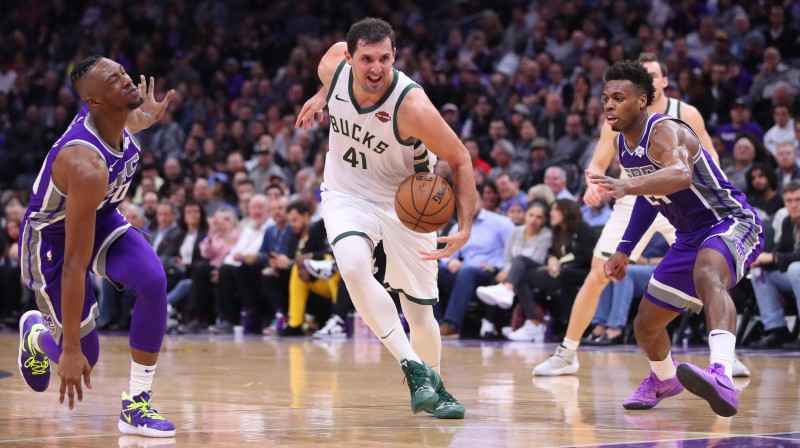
[286,199,310,216]
[265,184,285,196]
[480,181,500,211]
[604,60,655,106]
[550,199,584,253]
[178,200,208,233]
[784,179,800,195]
[527,199,550,227]
[638,52,668,78]
[70,55,103,89]
[346,18,395,56]
[746,163,778,192]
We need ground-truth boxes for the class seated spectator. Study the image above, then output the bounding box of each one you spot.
[487,138,526,183]
[255,196,292,335]
[278,200,340,336]
[162,201,209,324]
[763,104,797,156]
[504,199,526,225]
[503,199,595,339]
[584,234,669,345]
[527,184,556,206]
[209,195,272,333]
[775,141,800,194]
[749,180,800,349]
[544,165,577,201]
[495,173,527,214]
[715,98,764,155]
[521,137,552,189]
[581,195,612,227]
[0,216,22,324]
[724,133,763,192]
[475,200,552,340]
[481,181,500,212]
[746,164,784,219]
[183,206,240,332]
[438,193,515,338]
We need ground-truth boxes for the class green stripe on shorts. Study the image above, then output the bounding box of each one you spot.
[384,282,437,305]
[331,230,370,246]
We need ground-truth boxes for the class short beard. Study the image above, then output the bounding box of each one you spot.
[127,95,144,110]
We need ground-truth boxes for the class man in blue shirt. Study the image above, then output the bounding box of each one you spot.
[438,193,515,337]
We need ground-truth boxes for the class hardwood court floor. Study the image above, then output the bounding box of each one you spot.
[1,332,800,447]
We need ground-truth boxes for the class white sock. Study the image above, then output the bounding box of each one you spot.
[31,327,47,355]
[561,337,579,351]
[130,361,156,397]
[380,323,421,364]
[649,352,676,381]
[709,329,735,382]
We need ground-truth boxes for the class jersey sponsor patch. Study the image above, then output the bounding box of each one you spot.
[375,111,391,123]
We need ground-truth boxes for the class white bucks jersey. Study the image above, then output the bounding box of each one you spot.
[323,61,435,203]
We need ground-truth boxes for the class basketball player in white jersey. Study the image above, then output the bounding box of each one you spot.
[295,18,476,418]
[533,53,749,378]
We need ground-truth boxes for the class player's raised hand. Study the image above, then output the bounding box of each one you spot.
[586,170,628,199]
[419,229,469,261]
[57,346,92,410]
[138,75,175,125]
[604,251,629,283]
[295,88,327,131]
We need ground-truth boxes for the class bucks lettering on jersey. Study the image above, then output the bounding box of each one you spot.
[617,113,756,233]
[324,60,435,203]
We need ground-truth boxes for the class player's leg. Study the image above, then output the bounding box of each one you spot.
[103,228,175,437]
[675,223,762,418]
[332,235,439,413]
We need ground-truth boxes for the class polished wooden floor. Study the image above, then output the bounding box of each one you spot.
[1,332,800,447]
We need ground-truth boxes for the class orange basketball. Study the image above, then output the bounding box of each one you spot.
[394,173,455,233]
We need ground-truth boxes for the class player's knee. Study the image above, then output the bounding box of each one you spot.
[133,260,168,301]
[336,254,372,285]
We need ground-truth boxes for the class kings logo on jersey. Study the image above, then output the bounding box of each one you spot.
[375,111,391,123]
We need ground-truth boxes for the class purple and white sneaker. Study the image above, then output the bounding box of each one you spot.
[118,391,176,437]
[623,362,684,410]
[18,310,51,392]
[677,362,739,417]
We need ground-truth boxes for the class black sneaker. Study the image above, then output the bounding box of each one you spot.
[278,325,306,337]
[750,327,792,348]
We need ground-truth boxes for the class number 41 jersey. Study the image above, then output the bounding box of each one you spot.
[23,107,140,243]
[617,113,756,234]
[323,60,435,203]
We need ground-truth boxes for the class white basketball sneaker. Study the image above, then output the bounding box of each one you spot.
[532,345,579,376]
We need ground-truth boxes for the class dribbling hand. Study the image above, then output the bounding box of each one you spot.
[58,347,92,410]
[604,252,629,283]
[419,229,469,261]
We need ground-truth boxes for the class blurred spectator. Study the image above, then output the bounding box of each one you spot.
[487,138,525,183]
[746,164,784,219]
[438,193,514,338]
[775,142,800,193]
[716,97,765,155]
[763,105,797,156]
[544,165,576,201]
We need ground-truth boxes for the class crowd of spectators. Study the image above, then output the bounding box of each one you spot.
[2,0,800,347]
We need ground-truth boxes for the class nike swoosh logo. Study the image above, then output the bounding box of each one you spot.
[335,94,348,102]
[123,412,132,424]
[710,332,726,337]
[144,368,155,373]
[655,385,677,398]
[715,377,736,392]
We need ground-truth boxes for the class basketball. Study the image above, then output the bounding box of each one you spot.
[394,172,455,233]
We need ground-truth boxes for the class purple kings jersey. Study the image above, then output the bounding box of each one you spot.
[23,106,140,243]
[617,113,757,234]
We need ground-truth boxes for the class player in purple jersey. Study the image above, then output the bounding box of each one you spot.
[17,55,177,437]
[587,60,763,417]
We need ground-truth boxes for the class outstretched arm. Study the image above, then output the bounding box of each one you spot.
[584,120,618,206]
[126,75,175,134]
[397,89,476,260]
[295,42,348,130]
[587,121,694,198]
[51,145,108,409]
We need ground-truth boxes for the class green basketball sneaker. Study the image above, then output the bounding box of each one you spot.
[400,359,439,414]
[426,384,466,419]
